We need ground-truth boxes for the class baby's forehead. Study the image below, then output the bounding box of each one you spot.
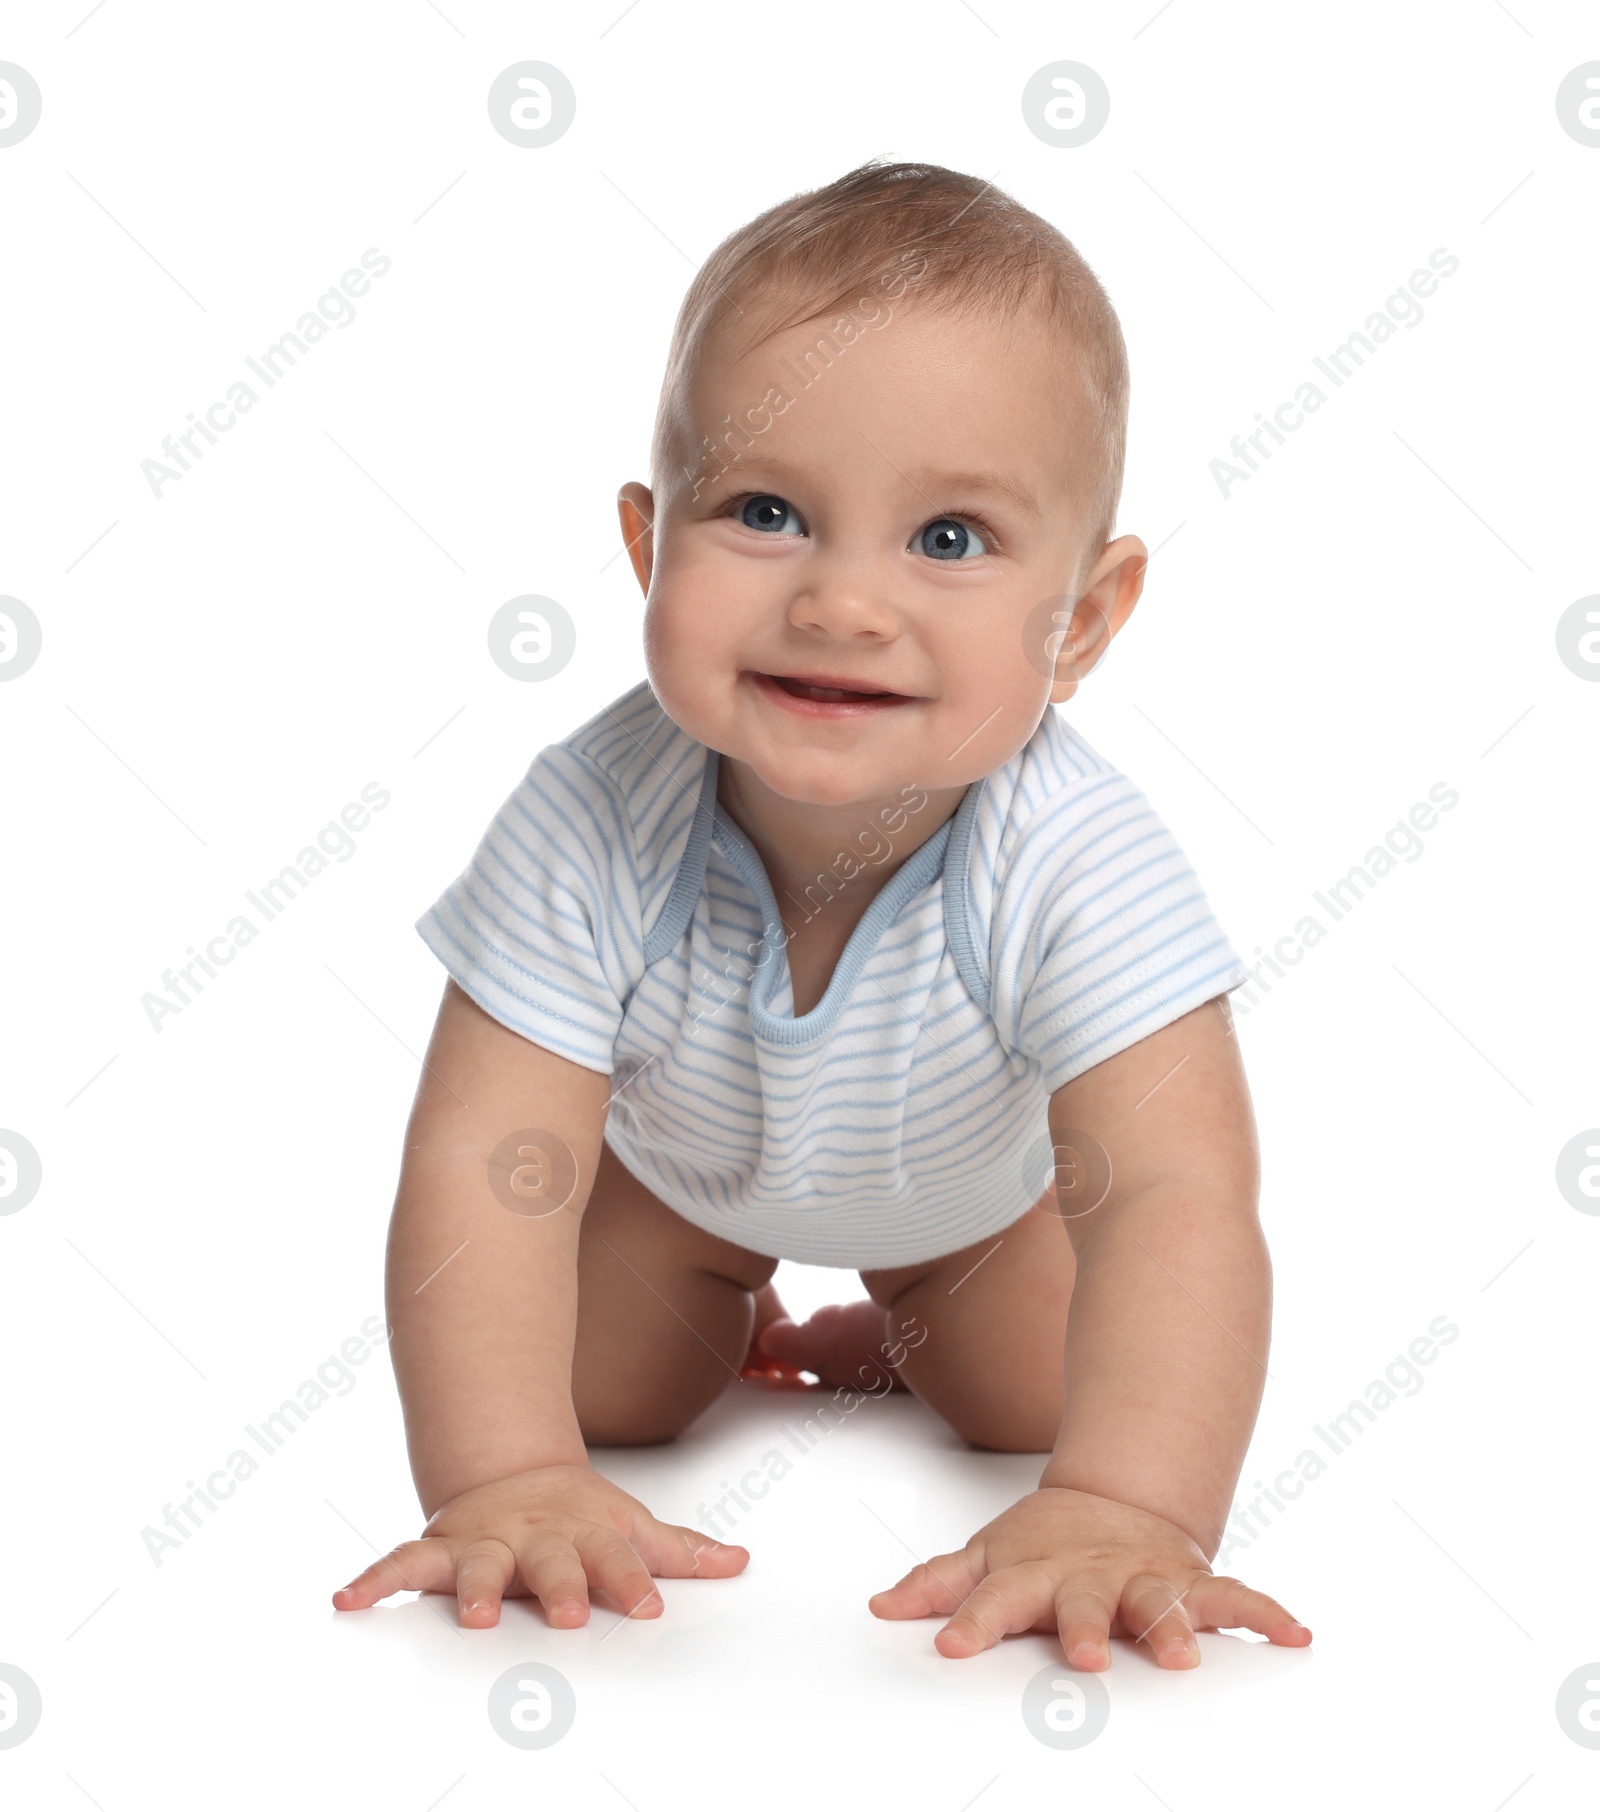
[706,284,1072,379]
[674,295,1093,493]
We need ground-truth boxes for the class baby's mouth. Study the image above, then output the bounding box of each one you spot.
[756,672,911,705]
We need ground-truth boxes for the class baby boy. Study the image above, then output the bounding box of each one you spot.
[333,159,1311,1670]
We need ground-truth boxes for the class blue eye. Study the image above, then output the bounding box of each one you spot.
[740,494,803,535]
[919,517,988,560]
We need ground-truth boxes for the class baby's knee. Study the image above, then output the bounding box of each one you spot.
[942,1388,1061,1455]
[574,1383,702,1447]
[573,1328,745,1445]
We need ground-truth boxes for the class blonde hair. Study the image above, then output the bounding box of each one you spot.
[649,158,1130,554]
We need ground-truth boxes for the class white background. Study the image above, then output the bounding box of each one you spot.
[2,1,1597,1806]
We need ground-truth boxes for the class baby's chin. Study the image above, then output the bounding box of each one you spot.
[729,749,910,810]
[654,677,925,805]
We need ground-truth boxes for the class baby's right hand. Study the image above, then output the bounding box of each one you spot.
[331,1463,747,1629]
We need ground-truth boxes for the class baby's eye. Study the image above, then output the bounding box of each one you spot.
[918,516,989,561]
[738,493,804,536]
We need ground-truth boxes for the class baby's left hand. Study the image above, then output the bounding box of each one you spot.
[868,1485,1311,1668]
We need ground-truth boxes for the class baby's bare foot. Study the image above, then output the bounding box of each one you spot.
[756,1299,911,1391]
[739,1282,809,1384]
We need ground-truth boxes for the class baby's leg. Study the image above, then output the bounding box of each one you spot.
[571,1138,778,1445]
[859,1187,1075,1451]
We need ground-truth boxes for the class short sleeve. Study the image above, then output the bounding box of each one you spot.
[988,772,1249,1095]
[415,745,645,1074]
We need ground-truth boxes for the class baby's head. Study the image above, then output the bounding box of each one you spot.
[618,160,1148,810]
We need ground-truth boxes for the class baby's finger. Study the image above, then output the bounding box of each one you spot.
[1121,1573,1199,1668]
[511,1535,591,1630]
[1053,1577,1118,1671]
[935,1562,1055,1659]
[453,1538,517,1629]
[1185,1574,1312,1646]
[572,1526,662,1621]
[867,1550,977,1620]
[332,1537,454,1610]
[629,1518,749,1579]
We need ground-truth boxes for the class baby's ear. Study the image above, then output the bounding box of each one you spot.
[1072,547,1152,655]
[1081,537,1147,640]
[1045,540,1148,704]
[617,482,656,592]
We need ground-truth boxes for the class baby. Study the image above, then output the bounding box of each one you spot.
[333,160,1311,1670]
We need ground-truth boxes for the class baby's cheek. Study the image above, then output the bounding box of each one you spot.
[922,634,1019,713]
[654,561,762,666]
[921,654,1051,778]
[642,584,743,727]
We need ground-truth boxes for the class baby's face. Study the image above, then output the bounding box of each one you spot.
[622,295,1144,809]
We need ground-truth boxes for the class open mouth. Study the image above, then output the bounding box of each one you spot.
[754,672,913,709]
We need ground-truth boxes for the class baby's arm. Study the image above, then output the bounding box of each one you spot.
[331,979,746,1626]
[1041,992,1270,1553]
[872,996,1310,1664]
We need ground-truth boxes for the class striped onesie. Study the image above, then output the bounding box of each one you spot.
[417,679,1248,1270]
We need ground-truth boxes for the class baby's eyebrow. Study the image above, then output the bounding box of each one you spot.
[902,466,1044,521]
[696,454,1043,521]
